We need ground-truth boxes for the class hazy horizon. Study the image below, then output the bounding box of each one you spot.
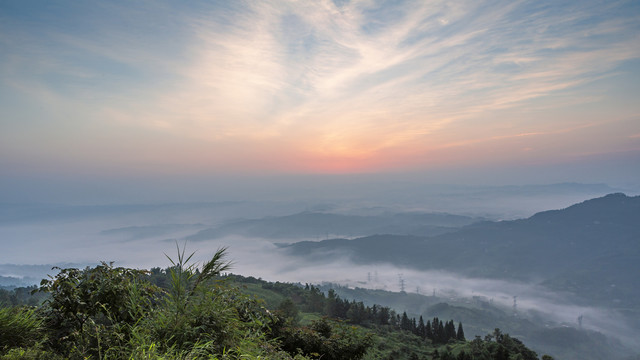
[1,0,639,195]
[0,185,632,268]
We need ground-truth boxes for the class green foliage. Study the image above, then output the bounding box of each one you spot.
[275,318,373,360]
[0,347,64,360]
[0,286,47,308]
[456,322,465,341]
[278,298,300,325]
[0,307,43,350]
[134,246,285,358]
[162,242,230,315]
[9,245,315,359]
[0,248,544,360]
[36,262,160,357]
[158,243,235,351]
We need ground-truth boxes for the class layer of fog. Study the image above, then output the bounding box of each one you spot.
[3,176,635,220]
[191,236,639,350]
[2,189,639,352]
[1,183,632,279]
[3,214,637,350]
[1,184,626,267]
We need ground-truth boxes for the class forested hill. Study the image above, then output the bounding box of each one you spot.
[282,193,640,306]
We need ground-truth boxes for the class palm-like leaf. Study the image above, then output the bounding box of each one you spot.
[190,247,232,296]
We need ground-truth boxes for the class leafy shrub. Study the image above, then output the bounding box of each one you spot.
[275,318,373,360]
[37,262,161,357]
[1,246,373,359]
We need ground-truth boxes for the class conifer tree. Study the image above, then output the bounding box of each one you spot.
[401,311,411,331]
[379,306,390,325]
[457,322,465,341]
[417,316,426,338]
[446,320,457,341]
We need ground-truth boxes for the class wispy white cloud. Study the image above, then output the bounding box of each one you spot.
[1,0,639,174]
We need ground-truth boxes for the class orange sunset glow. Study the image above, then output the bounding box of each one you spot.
[0,0,638,193]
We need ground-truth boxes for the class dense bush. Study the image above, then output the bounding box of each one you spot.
[274,318,373,360]
[0,246,374,359]
[36,262,160,357]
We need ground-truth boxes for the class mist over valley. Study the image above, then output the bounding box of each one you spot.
[2,183,639,359]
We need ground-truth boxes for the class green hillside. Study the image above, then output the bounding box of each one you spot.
[315,284,635,360]
[0,248,544,360]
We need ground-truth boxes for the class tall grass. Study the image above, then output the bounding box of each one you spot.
[0,307,42,349]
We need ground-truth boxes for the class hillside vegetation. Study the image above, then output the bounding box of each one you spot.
[0,247,545,360]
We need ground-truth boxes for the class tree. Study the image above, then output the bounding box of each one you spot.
[437,319,445,343]
[307,285,325,312]
[277,298,300,324]
[378,306,391,325]
[325,289,339,317]
[471,336,483,356]
[445,320,456,341]
[493,328,504,343]
[494,345,509,360]
[457,321,465,341]
[346,301,367,324]
[401,311,411,331]
[417,316,426,338]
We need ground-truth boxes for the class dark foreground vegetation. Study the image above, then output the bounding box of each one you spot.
[1,247,547,359]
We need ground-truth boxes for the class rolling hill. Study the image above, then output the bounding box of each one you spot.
[282,193,640,307]
[186,211,479,241]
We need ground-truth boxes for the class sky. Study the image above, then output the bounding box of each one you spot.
[1,0,640,203]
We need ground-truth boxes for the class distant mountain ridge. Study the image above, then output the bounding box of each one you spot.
[282,193,640,307]
[186,211,479,240]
